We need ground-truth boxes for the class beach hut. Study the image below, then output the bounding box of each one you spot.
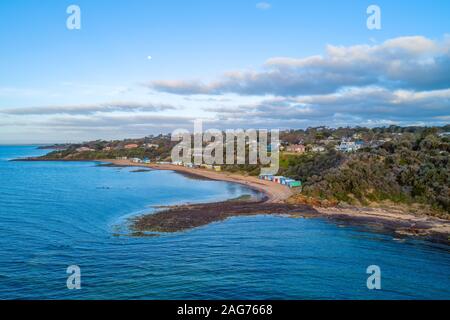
[273,176,284,184]
[283,179,295,186]
[288,181,302,188]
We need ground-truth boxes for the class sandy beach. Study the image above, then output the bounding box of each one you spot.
[104,159,294,203]
[103,159,450,243]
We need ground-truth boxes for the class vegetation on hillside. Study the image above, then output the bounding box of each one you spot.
[283,130,449,218]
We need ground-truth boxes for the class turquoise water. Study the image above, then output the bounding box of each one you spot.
[0,146,449,300]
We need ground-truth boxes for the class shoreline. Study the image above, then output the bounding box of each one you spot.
[103,160,449,243]
[14,157,450,244]
[314,206,450,244]
[103,159,294,204]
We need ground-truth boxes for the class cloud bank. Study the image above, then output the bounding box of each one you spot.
[0,102,176,116]
[148,36,450,96]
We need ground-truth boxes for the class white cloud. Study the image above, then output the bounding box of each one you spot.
[256,2,271,10]
[148,35,450,96]
[203,87,450,127]
[0,102,176,116]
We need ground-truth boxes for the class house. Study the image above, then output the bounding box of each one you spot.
[124,144,139,149]
[144,143,159,149]
[259,174,274,181]
[131,158,142,163]
[76,147,95,152]
[285,144,306,154]
[172,161,183,166]
[311,145,325,153]
[143,157,151,164]
[103,146,112,151]
[335,141,361,152]
[116,156,128,160]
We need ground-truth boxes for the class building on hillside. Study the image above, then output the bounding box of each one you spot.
[76,147,95,152]
[335,141,361,152]
[144,143,159,149]
[285,144,306,154]
[124,144,139,149]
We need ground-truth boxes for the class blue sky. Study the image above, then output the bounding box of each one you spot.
[0,0,449,143]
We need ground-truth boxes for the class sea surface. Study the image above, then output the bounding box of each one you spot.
[0,146,449,300]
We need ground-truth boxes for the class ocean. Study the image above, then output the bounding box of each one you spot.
[0,145,449,299]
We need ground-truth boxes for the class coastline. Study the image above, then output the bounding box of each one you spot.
[102,159,450,243]
[14,157,450,243]
[102,159,294,204]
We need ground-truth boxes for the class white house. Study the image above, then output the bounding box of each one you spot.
[336,141,361,152]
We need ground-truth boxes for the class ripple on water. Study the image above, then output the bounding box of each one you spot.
[0,146,449,299]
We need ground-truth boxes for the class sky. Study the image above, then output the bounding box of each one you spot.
[0,0,449,143]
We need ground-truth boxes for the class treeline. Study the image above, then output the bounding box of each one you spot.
[280,124,450,144]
